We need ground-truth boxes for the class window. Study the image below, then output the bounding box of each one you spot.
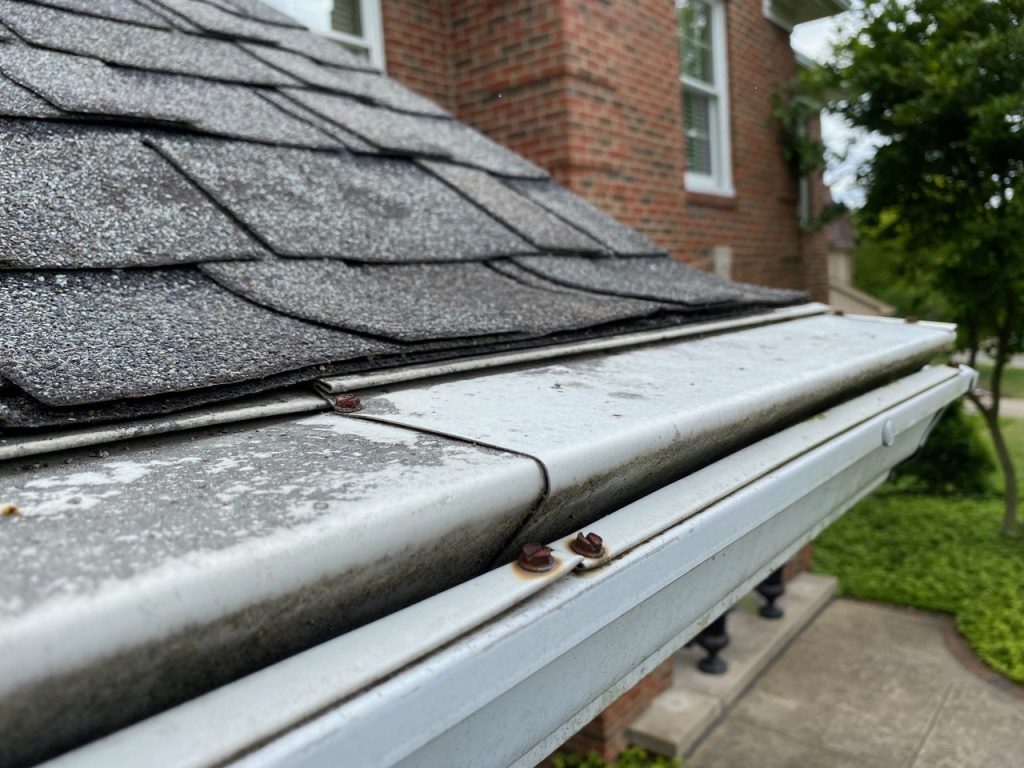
[261,0,385,69]
[677,0,733,196]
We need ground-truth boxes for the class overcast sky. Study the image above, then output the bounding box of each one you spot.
[790,13,881,208]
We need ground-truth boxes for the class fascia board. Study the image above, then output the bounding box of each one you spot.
[47,365,971,768]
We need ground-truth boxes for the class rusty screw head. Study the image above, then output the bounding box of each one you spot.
[570,531,604,558]
[334,393,362,413]
[833,309,845,316]
[517,542,554,572]
[904,316,919,324]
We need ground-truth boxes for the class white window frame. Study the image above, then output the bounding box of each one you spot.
[324,0,386,70]
[260,0,386,70]
[679,0,734,197]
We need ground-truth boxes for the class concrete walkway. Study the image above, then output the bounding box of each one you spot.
[686,600,1024,768]
[999,397,1024,418]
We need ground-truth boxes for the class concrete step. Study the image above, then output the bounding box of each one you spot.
[628,572,837,758]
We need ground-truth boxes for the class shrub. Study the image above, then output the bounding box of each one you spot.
[890,402,994,496]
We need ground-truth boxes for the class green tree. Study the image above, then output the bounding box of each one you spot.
[811,0,1024,535]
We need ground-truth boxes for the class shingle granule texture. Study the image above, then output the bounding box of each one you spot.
[21,0,172,28]
[243,43,447,115]
[421,160,606,253]
[201,258,669,342]
[0,39,180,122]
[285,89,549,178]
[151,0,374,69]
[0,123,266,269]
[0,70,63,117]
[258,89,381,153]
[0,1,298,85]
[508,179,667,256]
[0,375,324,429]
[514,255,807,308]
[153,136,534,261]
[190,0,303,28]
[0,269,395,406]
[148,0,280,42]
[0,41,338,146]
[270,26,378,69]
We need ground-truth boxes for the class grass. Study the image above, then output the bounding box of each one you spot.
[813,412,1024,684]
[974,363,1024,401]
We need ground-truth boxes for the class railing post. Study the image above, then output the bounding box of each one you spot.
[695,612,729,674]
[756,567,785,619]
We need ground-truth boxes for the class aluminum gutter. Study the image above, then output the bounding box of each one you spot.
[350,313,955,552]
[47,365,973,768]
[0,391,328,462]
[316,302,829,393]
[0,313,957,766]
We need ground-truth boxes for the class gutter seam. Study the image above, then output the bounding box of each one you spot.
[346,412,554,565]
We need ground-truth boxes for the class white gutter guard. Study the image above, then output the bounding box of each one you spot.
[46,364,973,768]
[1,312,960,767]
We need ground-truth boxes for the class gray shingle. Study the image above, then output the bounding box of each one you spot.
[148,0,279,41]
[0,370,324,429]
[151,0,375,70]
[0,268,395,406]
[0,70,64,117]
[513,255,806,307]
[18,0,172,28]
[201,258,668,342]
[271,26,378,70]
[196,0,303,28]
[421,160,607,253]
[0,122,266,269]
[152,136,534,261]
[242,43,447,116]
[507,179,667,256]
[135,0,200,30]
[0,41,339,146]
[258,89,381,153]
[0,0,299,85]
[285,89,550,178]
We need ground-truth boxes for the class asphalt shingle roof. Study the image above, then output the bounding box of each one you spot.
[0,0,805,431]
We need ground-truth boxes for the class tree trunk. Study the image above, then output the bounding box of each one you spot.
[970,325,1020,537]
[985,409,1019,537]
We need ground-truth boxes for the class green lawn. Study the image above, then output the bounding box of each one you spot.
[813,413,1024,684]
[974,363,1024,401]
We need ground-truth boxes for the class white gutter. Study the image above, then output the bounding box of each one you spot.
[48,365,973,768]
[316,302,828,393]
[1,313,959,767]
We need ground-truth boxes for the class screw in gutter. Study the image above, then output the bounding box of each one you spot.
[517,543,555,572]
[570,531,604,558]
[334,393,362,413]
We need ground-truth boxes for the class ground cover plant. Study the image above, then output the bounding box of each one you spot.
[814,413,1024,683]
[549,746,682,768]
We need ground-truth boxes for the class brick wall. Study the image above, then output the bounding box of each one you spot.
[380,0,827,301]
[381,0,827,300]
[380,0,455,111]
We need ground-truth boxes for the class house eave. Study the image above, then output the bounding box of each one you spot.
[47,364,973,768]
[2,312,960,766]
[764,0,851,32]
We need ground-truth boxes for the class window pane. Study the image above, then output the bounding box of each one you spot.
[331,0,363,37]
[684,90,713,175]
[677,0,713,85]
